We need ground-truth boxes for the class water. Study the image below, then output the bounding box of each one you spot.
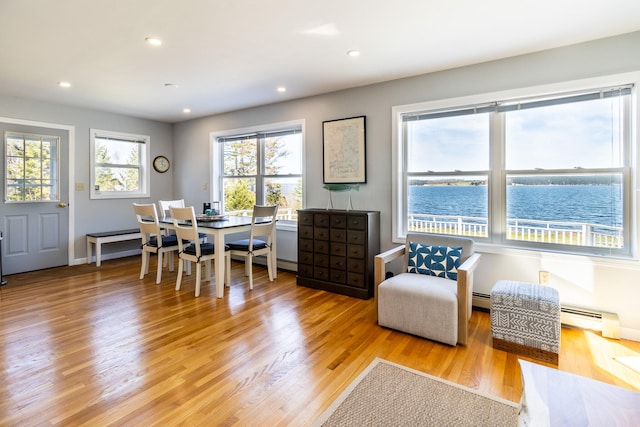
[408,185,623,227]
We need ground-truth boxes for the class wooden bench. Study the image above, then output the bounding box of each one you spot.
[87,229,141,267]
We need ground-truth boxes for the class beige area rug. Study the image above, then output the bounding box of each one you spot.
[314,358,520,427]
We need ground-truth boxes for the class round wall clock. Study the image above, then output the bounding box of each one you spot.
[153,155,170,173]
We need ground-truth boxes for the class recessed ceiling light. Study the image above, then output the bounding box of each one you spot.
[277,86,286,93]
[183,108,191,114]
[57,81,71,88]
[347,50,361,57]
[164,83,179,88]
[145,37,162,46]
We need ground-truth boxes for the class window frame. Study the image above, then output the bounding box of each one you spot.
[89,128,150,199]
[392,73,639,259]
[211,120,305,227]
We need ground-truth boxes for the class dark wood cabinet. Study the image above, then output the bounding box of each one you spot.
[297,208,380,299]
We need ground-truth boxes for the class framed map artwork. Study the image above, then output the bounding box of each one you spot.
[322,115,366,184]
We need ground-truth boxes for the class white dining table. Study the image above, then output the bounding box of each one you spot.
[160,215,276,298]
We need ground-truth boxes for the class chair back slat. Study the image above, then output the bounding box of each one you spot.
[133,203,161,245]
[169,206,201,256]
[158,199,185,220]
[249,205,278,248]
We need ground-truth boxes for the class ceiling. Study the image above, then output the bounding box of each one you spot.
[1,1,639,123]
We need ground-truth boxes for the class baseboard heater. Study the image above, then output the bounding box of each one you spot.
[472,292,620,339]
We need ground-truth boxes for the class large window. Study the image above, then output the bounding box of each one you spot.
[90,129,150,199]
[5,132,60,202]
[395,81,634,257]
[215,122,303,221]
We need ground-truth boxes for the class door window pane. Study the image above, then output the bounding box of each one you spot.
[4,132,59,202]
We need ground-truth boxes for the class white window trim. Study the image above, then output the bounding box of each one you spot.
[209,119,305,228]
[392,72,640,260]
[90,128,150,199]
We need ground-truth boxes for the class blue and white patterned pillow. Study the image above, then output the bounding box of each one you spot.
[407,242,462,281]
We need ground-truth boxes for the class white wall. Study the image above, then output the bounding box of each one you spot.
[173,31,640,340]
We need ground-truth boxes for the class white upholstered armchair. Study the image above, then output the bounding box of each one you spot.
[374,233,481,346]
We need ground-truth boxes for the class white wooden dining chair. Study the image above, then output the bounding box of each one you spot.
[158,199,185,221]
[226,205,278,290]
[169,206,230,297]
[133,203,179,284]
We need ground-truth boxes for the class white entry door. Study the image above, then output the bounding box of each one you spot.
[1,123,69,275]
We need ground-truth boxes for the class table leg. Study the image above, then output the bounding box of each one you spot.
[271,227,277,279]
[215,231,225,298]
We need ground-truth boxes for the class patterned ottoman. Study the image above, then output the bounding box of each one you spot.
[490,280,560,364]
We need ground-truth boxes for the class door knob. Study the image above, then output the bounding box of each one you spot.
[58,202,67,208]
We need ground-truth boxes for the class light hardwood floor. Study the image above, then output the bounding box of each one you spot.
[1,256,639,426]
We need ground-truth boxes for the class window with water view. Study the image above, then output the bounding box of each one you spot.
[400,84,632,256]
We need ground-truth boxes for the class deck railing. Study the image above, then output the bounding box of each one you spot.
[225,207,298,221]
[408,214,623,248]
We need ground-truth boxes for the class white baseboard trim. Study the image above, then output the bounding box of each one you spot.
[74,249,141,266]
[620,327,640,342]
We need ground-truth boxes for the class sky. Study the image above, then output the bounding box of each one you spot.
[407,96,624,173]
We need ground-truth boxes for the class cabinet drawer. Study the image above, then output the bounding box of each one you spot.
[348,258,365,273]
[314,213,330,227]
[330,269,347,284]
[330,229,346,243]
[299,238,313,252]
[347,215,366,230]
[330,243,346,257]
[298,264,313,277]
[314,254,329,268]
[347,244,365,259]
[347,273,366,288]
[314,267,329,281]
[330,256,346,270]
[298,212,313,227]
[315,240,329,254]
[299,251,314,265]
[314,227,330,241]
[347,230,365,245]
[331,215,347,228]
[299,225,313,240]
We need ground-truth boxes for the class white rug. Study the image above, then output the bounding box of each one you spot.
[314,358,520,426]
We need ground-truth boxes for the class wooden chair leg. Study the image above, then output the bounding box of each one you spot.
[140,251,149,279]
[248,254,253,290]
[244,255,250,277]
[225,253,231,287]
[175,258,184,291]
[267,252,274,282]
[195,262,202,297]
[205,259,212,280]
[167,252,175,272]
[156,252,163,284]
